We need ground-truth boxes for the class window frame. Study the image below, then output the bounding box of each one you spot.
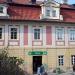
[0,6,3,13]
[52,9,56,17]
[68,28,75,41]
[9,26,19,40]
[33,27,42,41]
[11,28,17,39]
[34,29,40,40]
[58,55,64,66]
[45,8,50,17]
[71,55,75,65]
[56,27,64,41]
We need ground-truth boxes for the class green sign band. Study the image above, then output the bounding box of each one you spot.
[28,51,47,55]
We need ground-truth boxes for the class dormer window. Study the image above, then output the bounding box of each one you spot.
[0,6,3,13]
[46,9,50,17]
[52,9,56,17]
[40,1,60,20]
[0,4,8,16]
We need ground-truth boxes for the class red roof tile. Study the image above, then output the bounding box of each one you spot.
[12,0,30,4]
[1,1,75,23]
[60,5,75,22]
[8,5,41,20]
[60,4,72,9]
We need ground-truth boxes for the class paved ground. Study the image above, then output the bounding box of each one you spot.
[47,71,75,75]
[34,72,75,75]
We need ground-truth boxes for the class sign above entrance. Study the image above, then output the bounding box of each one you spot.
[28,51,47,55]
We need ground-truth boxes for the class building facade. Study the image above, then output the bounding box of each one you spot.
[0,0,75,74]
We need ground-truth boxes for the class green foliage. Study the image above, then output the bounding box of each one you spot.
[53,67,65,74]
[0,49,25,75]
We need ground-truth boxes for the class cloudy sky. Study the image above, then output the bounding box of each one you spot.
[56,0,75,4]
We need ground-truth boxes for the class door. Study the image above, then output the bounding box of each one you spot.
[33,56,42,74]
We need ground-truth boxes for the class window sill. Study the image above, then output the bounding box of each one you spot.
[56,40,64,42]
[69,41,75,42]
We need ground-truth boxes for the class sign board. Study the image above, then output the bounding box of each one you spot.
[28,51,47,55]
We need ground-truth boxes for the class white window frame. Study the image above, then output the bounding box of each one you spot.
[33,27,42,41]
[45,7,50,17]
[56,27,64,41]
[0,26,4,40]
[58,55,64,66]
[0,6,3,13]
[0,5,8,16]
[68,28,75,41]
[52,9,56,17]
[9,26,19,40]
[71,55,75,65]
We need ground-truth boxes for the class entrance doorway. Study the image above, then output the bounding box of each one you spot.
[33,56,42,74]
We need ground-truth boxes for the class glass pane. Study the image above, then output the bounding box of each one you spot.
[0,7,3,13]
[52,10,56,17]
[11,28,17,39]
[46,9,50,16]
[34,29,40,40]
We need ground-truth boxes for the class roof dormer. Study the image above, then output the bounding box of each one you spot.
[40,0,63,20]
[0,4,9,17]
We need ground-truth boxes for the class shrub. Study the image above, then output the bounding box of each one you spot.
[0,49,25,75]
[53,67,65,74]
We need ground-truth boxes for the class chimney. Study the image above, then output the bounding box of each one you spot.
[61,0,68,4]
[31,0,36,4]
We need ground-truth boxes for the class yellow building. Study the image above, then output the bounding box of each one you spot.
[0,0,75,74]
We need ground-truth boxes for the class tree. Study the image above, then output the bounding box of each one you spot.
[0,49,25,75]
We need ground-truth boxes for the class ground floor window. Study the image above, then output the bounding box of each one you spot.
[71,55,75,65]
[58,55,64,66]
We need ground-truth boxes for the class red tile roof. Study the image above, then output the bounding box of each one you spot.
[0,0,42,4]
[60,4,75,22]
[0,0,29,4]
[8,4,41,20]
[12,0,30,4]
[1,0,75,23]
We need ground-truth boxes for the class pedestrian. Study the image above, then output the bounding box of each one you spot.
[40,64,45,75]
[37,66,41,75]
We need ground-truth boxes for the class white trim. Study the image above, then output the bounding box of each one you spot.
[65,27,68,46]
[43,26,46,46]
[5,24,8,46]
[52,26,55,47]
[20,25,24,47]
[28,25,32,46]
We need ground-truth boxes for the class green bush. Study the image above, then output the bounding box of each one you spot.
[53,67,65,74]
[0,50,26,75]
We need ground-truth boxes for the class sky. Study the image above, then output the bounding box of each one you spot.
[56,0,75,4]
